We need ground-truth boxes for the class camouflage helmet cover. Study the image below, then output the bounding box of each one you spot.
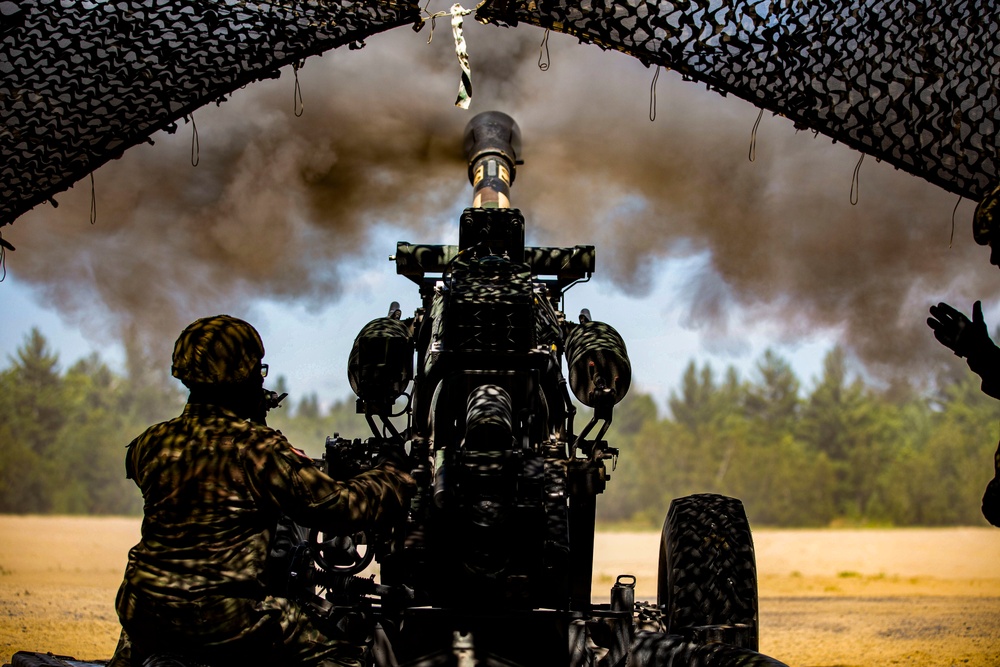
[171,315,265,385]
[973,181,1000,246]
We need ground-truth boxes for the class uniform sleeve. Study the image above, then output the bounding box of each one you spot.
[124,435,140,482]
[241,430,415,533]
[967,342,1000,400]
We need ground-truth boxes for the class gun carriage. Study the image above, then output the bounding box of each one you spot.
[272,112,783,667]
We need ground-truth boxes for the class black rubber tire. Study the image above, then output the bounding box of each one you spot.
[656,493,759,651]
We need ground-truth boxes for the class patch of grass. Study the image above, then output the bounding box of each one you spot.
[826,517,897,529]
[837,571,862,578]
[594,518,660,532]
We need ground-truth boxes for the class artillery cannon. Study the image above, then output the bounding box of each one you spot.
[6,112,788,667]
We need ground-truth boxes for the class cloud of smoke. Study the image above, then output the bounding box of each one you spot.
[505,36,998,382]
[6,12,997,387]
[10,25,479,362]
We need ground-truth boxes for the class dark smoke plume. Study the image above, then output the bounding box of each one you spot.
[6,11,996,387]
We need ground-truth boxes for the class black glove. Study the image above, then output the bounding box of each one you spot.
[927,301,992,359]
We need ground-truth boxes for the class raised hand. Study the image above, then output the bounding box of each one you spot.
[927,300,989,358]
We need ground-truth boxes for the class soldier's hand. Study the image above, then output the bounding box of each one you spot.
[374,449,417,514]
[374,466,416,528]
[927,301,991,358]
[376,442,411,473]
[389,465,417,502]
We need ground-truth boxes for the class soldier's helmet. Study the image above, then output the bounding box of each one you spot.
[973,181,1000,246]
[171,315,265,385]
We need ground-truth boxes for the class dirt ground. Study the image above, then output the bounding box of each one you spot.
[1,516,998,666]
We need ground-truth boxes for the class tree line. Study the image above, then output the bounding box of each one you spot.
[1,328,997,526]
[0,329,182,514]
[598,348,1000,527]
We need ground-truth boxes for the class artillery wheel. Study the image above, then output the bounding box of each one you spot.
[656,493,759,651]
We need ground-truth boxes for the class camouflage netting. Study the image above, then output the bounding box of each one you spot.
[0,0,421,228]
[2,0,998,228]
[477,0,999,201]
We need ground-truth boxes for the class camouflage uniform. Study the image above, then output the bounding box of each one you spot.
[109,401,413,667]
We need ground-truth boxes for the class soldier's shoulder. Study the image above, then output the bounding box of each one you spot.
[243,422,297,453]
[245,420,288,441]
[243,424,315,464]
[129,414,184,443]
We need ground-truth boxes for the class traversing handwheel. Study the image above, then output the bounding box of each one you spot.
[310,528,375,576]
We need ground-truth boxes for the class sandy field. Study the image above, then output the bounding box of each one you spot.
[1,516,998,666]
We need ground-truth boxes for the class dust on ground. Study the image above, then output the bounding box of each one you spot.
[2,516,998,666]
[591,529,1000,666]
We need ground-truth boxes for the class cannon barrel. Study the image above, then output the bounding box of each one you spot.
[463,111,521,208]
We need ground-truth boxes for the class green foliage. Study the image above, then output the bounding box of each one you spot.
[1,329,998,527]
[597,345,1000,528]
[0,329,184,514]
[0,329,387,515]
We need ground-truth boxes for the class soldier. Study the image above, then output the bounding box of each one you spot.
[927,182,1000,527]
[108,314,416,667]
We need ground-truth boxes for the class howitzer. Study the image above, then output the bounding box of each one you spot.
[6,113,788,667]
[272,112,788,667]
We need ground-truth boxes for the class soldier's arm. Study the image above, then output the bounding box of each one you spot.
[242,430,415,532]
